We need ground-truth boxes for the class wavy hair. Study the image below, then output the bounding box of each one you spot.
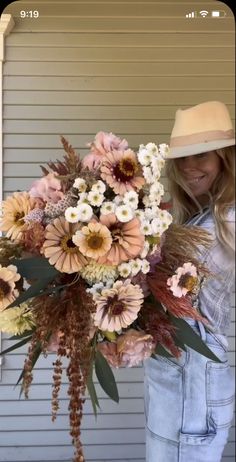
[165,146,235,252]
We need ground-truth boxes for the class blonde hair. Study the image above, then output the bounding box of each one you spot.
[166,146,235,252]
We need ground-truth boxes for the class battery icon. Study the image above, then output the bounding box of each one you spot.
[211,10,226,17]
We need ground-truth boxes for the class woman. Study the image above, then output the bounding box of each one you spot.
[144,101,235,462]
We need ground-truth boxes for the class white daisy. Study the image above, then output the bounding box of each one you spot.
[65,207,80,223]
[141,259,150,274]
[159,143,170,158]
[123,191,139,210]
[143,166,154,184]
[88,191,104,207]
[146,142,159,155]
[140,240,150,258]
[140,220,152,235]
[137,148,152,166]
[73,178,87,192]
[100,201,116,215]
[77,192,89,204]
[115,205,133,223]
[130,258,142,276]
[118,262,132,278]
[76,203,93,222]
[91,180,106,194]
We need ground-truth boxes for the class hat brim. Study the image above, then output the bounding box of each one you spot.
[168,138,235,159]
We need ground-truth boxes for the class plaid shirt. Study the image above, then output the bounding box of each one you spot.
[185,207,235,335]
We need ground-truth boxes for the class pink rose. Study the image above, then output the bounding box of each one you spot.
[97,329,154,368]
[29,173,64,204]
[82,131,128,169]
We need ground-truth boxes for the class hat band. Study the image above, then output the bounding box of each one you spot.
[170,129,234,147]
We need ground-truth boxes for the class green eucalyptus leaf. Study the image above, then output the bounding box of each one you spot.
[170,315,221,363]
[11,256,58,279]
[95,349,119,403]
[9,329,36,340]
[0,335,32,355]
[87,362,100,418]
[8,276,56,308]
[154,343,173,358]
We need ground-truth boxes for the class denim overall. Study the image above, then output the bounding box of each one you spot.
[144,207,235,462]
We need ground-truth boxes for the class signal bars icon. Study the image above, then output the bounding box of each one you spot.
[186,12,196,18]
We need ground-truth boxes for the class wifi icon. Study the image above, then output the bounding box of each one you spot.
[199,10,209,17]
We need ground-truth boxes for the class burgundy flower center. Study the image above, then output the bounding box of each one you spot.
[14,211,25,224]
[179,273,197,291]
[106,295,125,316]
[0,279,11,300]
[61,235,78,254]
[113,157,138,182]
[109,223,123,242]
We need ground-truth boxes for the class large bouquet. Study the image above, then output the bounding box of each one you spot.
[0,132,218,461]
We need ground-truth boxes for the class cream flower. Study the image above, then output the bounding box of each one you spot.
[79,262,118,285]
[65,207,80,223]
[0,192,36,241]
[0,264,21,311]
[93,279,144,332]
[42,217,87,273]
[0,303,35,334]
[100,149,145,195]
[72,222,112,259]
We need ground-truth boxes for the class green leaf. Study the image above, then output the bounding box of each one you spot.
[170,316,221,363]
[86,362,100,418]
[11,256,59,279]
[173,334,187,352]
[154,343,173,358]
[95,349,119,403]
[16,341,43,390]
[9,329,35,340]
[0,335,32,355]
[8,276,56,308]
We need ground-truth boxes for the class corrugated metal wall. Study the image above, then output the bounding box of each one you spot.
[0,1,235,461]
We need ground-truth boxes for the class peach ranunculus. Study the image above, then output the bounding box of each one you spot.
[116,329,155,366]
[82,131,128,169]
[97,329,154,368]
[29,172,64,204]
[98,213,144,266]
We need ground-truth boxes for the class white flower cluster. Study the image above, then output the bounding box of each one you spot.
[118,258,150,278]
[65,179,107,223]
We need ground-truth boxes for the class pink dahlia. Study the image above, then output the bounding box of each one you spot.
[93,280,144,332]
[100,149,145,195]
[98,213,144,265]
[82,131,128,169]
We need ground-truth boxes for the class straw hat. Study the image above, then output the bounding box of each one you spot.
[169,101,235,158]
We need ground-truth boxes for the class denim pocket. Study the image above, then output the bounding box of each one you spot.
[206,343,235,429]
[144,355,185,442]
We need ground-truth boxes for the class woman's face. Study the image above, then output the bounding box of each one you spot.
[176,150,221,202]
